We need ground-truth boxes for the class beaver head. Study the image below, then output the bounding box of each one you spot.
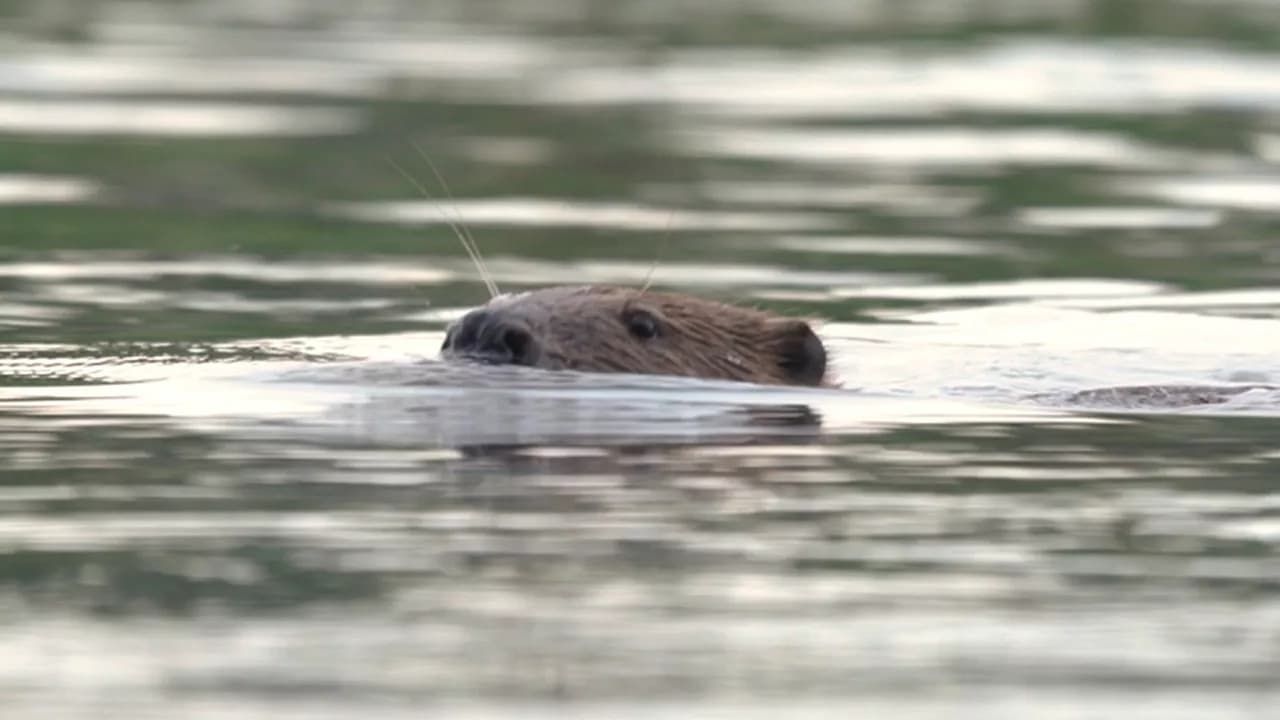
[440,285,827,386]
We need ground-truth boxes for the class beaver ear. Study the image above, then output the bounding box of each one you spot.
[769,319,826,386]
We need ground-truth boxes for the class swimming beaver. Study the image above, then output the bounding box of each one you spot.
[440,285,827,386]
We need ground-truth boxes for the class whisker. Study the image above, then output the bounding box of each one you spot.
[385,155,499,299]
[639,208,675,295]
[410,140,500,298]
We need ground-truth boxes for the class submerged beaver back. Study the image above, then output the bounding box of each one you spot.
[441,285,827,386]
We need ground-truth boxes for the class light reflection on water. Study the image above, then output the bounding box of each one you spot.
[1134,175,1280,212]
[0,99,360,136]
[537,41,1280,114]
[0,174,100,205]
[3,0,1280,718]
[683,126,1177,168]
[328,198,844,232]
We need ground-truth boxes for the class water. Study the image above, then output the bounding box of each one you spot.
[2,1,1280,717]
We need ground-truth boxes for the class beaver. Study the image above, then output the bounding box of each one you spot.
[440,285,828,386]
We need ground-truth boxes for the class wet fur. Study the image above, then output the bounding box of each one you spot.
[442,285,827,387]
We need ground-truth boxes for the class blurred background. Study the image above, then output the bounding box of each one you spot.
[2,1,1280,718]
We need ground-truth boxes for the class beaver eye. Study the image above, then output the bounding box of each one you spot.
[623,308,660,340]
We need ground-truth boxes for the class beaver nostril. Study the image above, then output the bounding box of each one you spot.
[441,309,540,367]
[501,326,532,364]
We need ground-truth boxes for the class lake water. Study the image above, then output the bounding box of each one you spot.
[2,1,1280,718]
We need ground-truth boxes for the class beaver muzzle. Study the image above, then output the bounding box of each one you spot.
[441,309,542,367]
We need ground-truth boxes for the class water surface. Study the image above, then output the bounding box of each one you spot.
[2,1,1280,717]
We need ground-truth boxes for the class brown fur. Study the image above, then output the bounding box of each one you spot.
[441,285,827,387]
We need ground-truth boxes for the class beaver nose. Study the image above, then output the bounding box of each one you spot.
[443,309,539,366]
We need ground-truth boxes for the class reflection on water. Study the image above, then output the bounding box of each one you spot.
[540,41,1280,114]
[1016,206,1222,230]
[0,98,359,136]
[328,198,842,232]
[684,126,1176,168]
[2,0,1280,718]
[1134,174,1280,212]
[0,174,99,205]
